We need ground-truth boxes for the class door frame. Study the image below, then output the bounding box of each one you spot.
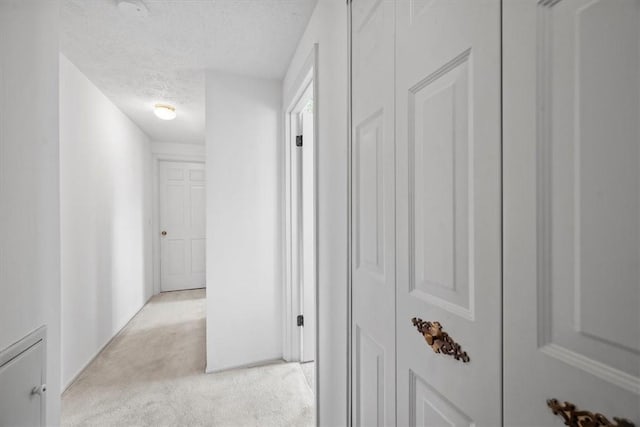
[285,78,314,363]
[283,45,318,363]
[282,42,319,375]
[152,153,206,295]
[346,1,353,424]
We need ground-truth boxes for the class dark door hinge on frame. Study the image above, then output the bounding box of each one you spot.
[296,135,303,147]
[297,315,304,327]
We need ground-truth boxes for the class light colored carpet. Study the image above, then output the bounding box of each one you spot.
[62,289,314,427]
[300,362,315,392]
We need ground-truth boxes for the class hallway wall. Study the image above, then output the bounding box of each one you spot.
[0,1,61,422]
[150,141,205,158]
[60,55,154,389]
[283,0,349,424]
[205,71,283,371]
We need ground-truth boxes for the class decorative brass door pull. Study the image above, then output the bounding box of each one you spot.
[547,399,635,427]
[411,318,470,363]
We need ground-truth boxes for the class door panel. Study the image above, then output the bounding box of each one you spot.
[0,341,45,427]
[355,111,385,278]
[351,0,396,425]
[409,51,472,320]
[410,370,473,427]
[504,0,640,424]
[167,240,185,275]
[191,239,206,274]
[396,1,502,426]
[190,185,206,234]
[159,161,206,292]
[167,184,185,226]
[355,326,386,427]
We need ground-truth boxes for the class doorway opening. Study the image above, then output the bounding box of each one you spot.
[283,47,318,404]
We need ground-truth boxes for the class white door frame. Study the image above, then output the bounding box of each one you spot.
[152,152,206,295]
[287,81,314,362]
[282,45,319,366]
[346,3,353,424]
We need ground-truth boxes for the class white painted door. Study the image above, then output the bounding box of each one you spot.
[351,0,396,425]
[503,1,640,425]
[159,161,206,292]
[395,1,502,425]
[301,110,316,363]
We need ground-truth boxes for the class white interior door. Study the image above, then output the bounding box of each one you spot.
[350,0,396,425]
[503,1,640,425]
[301,109,316,363]
[159,161,206,292]
[395,1,502,425]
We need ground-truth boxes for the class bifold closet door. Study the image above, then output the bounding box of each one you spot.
[395,1,502,426]
[503,1,640,425]
[350,0,396,425]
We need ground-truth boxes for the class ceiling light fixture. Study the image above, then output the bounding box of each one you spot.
[154,103,177,120]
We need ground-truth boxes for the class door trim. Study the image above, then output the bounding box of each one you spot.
[0,326,46,370]
[152,153,206,296]
[282,43,320,420]
[346,1,353,425]
[0,326,47,426]
[283,45,317,363]
[500,0,505,423]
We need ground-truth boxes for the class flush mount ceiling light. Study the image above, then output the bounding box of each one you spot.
[154,103,177,120]
[117,0,149,18]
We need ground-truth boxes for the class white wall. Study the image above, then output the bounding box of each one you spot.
[0,0,61,423]
[150,141,205,158]
[282,0,349,424]
[205,71,283,372]
[59,55,153,389]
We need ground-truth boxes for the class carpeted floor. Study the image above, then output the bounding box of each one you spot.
[62,289,315,427]
[300,362,315,392]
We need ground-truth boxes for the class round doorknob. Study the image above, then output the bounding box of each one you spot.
[31,384,47,396]
[161,231,167,236]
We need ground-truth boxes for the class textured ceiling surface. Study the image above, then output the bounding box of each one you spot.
[61,0,317,144]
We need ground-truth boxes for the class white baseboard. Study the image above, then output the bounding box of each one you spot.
[205,357,285,374]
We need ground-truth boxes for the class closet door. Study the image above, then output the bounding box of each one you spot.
[503,1,640,425]
[350,0,396,425]
[395,1,502,426]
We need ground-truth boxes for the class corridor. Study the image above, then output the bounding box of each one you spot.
[61,290,314,426]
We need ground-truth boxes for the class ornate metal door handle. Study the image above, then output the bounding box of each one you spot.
[411,318,470,363]
[547,399,635,427]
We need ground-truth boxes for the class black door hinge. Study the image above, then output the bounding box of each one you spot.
[296,135,303,147]
[297,314,304,327]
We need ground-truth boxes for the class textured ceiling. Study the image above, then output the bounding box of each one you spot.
[60,0,318,144]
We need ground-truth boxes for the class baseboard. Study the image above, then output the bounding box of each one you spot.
[62,294,154,393]
[205,357,285,374]
[159,286,205,293]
